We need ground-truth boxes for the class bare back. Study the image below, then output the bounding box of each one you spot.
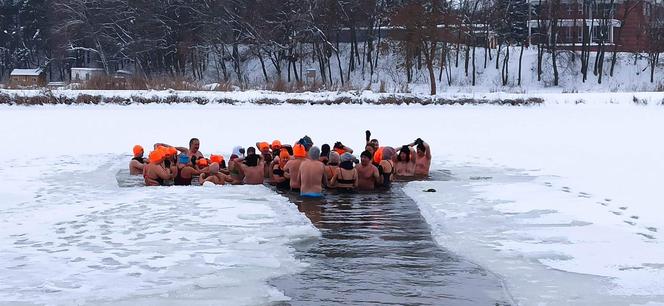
[143,163,171,186]
[242,163,265,185]
[129,159,145,175]
[298,160,325,194]
[284,158,305,189]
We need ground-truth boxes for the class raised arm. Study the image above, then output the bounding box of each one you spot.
[423,141,432,159]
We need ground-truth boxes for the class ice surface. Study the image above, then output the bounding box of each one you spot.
[1,102,663,304]
[405,165,664,305]
[0,155,319,305]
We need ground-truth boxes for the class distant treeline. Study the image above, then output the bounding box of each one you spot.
[1,0,662,94]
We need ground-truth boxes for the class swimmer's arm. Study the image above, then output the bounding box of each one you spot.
[423,141,432,159]
[322,165,328,187]
[373,167,381,183]
[353,170,359,188]
[130,160,145,170]
[329,171,337,186]
[156,165,171,180]
[283,162,291,179]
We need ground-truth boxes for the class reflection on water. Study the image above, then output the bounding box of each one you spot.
[270,176,510,305]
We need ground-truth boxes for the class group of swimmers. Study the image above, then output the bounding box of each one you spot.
[129,131,432,198]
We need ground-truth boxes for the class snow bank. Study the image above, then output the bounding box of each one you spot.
[3,87,664,107]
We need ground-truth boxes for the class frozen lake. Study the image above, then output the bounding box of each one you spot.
[1,102,663,305]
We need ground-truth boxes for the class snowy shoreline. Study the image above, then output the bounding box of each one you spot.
[2,88,664,106]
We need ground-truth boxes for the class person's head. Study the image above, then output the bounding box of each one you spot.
[258,142,270,154]
[360,150,373,166]
[298,135,313,150]
[208,162,220,174]
[282,145,293,156]
[149,150,165,164]
[293,144,307,159]
[417,143,426,157]
[333,142,346,154]
[308,146,321,160]
[210,154,224,165]
[189,138,200,153]
[397,145,410,162]
[178,153,190,166]
[197,158,209,168]
[233,146,246,158]
[365,144,375,155]
[279,149,291,168]
[247,147,256,156]
[320,144,330,158]
[329,151,340,165]
[166,147,177,160]
[133,145,144,158]
[370,139,379,148]
[340,152,354,164]
[245,154,260,167]
[382,146,396,161]
[271,140,282,151]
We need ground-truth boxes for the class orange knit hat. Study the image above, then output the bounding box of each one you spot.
[133,145,144,156]
[293,144,306,158]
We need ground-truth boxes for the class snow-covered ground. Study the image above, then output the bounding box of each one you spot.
[1,98,663,305]
[0,154,319,305]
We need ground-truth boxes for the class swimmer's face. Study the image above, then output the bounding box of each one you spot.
[365,145,375,154]
[417,147,426,157]
[399,151,408,160]
[190,139,200,152]
[360,155,371,165]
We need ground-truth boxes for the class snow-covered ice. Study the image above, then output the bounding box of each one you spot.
[0,154,319,305]
[1,99,663,305]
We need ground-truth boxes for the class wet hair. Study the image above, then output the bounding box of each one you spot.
[220,160,227,169]
[417,143,426,153]
[308,146,321,160]
[247,147,256,156]
[245,154,260,167]
[189,138,199,146]
[283,145,293,156]
[397,145,411,162]
[360,150,373,160]
[320,144,330,158]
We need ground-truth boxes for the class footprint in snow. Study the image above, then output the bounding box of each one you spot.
[637,233,656,240]
[611,211,623,216]
[561,186,571,193]
[578,192,592,198]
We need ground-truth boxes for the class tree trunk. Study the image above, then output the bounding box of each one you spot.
[518,44,524,86]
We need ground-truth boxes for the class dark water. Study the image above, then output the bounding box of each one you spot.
[270,174,510,305]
